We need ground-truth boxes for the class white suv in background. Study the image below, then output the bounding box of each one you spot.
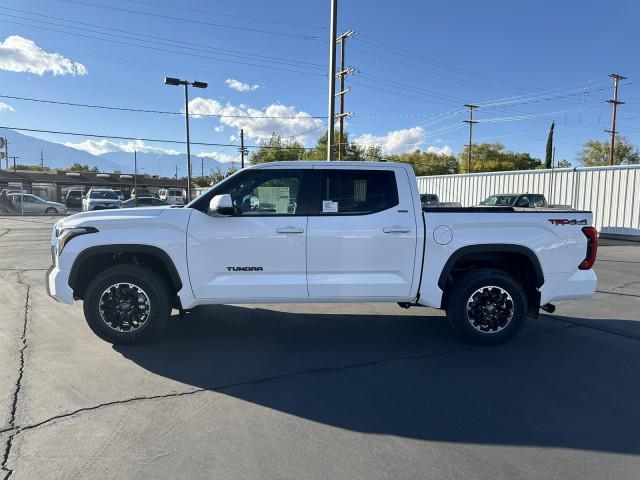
[159,188,185,205]
[82,188,122,211]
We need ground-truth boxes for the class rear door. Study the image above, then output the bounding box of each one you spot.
[306,167,418,300]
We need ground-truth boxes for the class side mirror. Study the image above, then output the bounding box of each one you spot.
[209,194,234,216]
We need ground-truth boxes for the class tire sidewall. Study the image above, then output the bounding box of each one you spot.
[83,266,170,344]
[447,269,528,346]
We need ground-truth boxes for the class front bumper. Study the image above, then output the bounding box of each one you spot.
[46,264,74,304]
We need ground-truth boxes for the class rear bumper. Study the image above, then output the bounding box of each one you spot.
[46,264,74,304]
[540,269,597,304]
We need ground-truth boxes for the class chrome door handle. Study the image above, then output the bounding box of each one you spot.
[383,226,411,233]
[276,227,305,234]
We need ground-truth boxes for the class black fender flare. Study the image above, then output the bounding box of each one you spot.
[68,244,183,292]
[437,244,544,290]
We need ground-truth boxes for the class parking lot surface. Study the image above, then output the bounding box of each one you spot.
[1,216,639,480]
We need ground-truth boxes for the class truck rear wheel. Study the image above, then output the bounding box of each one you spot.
[83,265,171,344]
[446,268,528,346]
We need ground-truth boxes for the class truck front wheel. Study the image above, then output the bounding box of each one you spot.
[446,268,528,346]
[83,265,171,344]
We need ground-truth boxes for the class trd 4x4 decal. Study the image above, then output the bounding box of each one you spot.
[548,219,588,225]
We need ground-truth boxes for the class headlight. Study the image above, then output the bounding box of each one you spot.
[56,227,98,255]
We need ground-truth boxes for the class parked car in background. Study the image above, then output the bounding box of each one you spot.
[65,190,84,208]
[82,188,122,211]
[158,188,185,206]
[479,194,549,208]
[8,193,67,214]
[112,190,125,201]
[130,188,153,199]
[122,197,169,208]
[420,194,462,209]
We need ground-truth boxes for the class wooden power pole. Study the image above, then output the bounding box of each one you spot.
[463,104,478,173]
[606,73,626,165]
[336,30,354,161]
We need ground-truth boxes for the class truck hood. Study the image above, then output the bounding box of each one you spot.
[56,206,179,230]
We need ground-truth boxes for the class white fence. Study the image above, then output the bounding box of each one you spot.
[416,164,640,237]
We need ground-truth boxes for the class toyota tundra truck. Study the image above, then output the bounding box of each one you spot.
[46,161,598,346]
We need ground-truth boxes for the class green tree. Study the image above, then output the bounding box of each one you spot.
[579,136,640,166]
[61,163,98,173]
[249,134,305,164]
[387,150,459,176]
[545,121,555,169]
[15,164,50,172]
[304,131,383,161]
[458,143,542,173]
[557,159,572,168]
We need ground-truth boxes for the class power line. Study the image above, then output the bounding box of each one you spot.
[0,18,324,77]
[0,7,325,70]
[120,0,326,31]
[0,126,319,150]
[0,94,327,119]
[54,0,323,40]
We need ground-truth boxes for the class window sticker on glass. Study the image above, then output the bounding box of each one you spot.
[322,200,338,213]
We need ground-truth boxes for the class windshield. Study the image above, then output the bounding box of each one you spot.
[90,190,119,200]
[481,195,518,206]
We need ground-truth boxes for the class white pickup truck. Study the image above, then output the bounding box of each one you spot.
[46,161,598,346]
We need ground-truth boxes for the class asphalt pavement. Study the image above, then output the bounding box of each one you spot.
[1,216,639,480]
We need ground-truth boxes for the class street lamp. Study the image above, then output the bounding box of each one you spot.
[164,77,208,202]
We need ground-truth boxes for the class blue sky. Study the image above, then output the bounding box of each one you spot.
[0,0,639,169]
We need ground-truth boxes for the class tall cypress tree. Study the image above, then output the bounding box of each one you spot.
[545,121,555,169]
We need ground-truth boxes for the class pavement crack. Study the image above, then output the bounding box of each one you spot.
[596,289,640,299]
[0,229,9,238]
[545,313,640,342]
[1,271,30,480]
[3,322,572,441]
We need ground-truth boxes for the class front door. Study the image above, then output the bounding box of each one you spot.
[306,167,418,300]
[187,169,309,301]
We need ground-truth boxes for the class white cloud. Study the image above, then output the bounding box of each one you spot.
[214,125,224,132]
[195,151,236,164]
[426,145,453,156]
[188,97,324,143]
[225,78,259,92]
[0,36,87,76]
[0,102,14,112]
[63,139,180,156]
[354,127,426,154]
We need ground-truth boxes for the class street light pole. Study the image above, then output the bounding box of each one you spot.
[165,77,208,202]
[183,83,192,202]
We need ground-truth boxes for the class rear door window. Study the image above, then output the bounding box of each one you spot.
[311,169,399,215]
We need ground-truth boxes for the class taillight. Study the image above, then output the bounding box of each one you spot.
[579,226,598,270]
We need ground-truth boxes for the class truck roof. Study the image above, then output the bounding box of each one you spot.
[247,161,412,171]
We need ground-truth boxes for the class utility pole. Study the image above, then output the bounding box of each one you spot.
[10,156,19,172]
[239,129,248,168]
[0,137,7,170]
[201,157,204,179]
[134,150,137,199]
[40,149,44,171]
[327,0,338,161]
[336,30,355,161]
[606,73,626,165]
[175,165,178,180]
[463,104,478,173]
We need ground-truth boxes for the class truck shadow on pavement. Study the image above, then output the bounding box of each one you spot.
[115,305,640,455]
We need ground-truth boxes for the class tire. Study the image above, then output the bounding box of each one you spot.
[83,264,171,344]
[445,268,528,346]
[45,207,58,214]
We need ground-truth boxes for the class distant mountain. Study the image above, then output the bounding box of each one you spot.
[0,129,231,176]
